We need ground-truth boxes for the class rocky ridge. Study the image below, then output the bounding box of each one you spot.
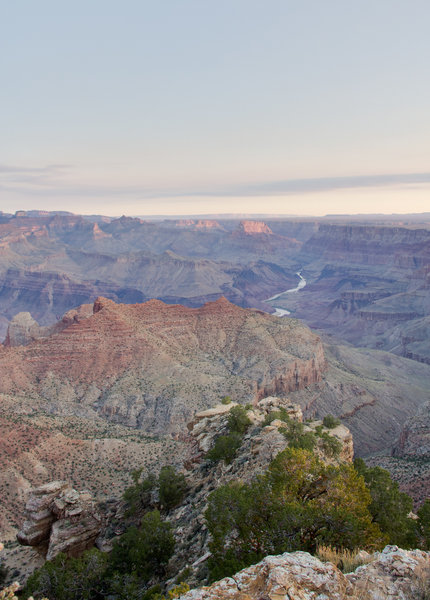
[0,297,326,434]
[143,397,353,581]
[179,546,430,600]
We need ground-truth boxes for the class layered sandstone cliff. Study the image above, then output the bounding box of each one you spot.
[0,297,326,433]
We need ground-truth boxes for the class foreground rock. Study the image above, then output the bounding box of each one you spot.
[17,481,102,560]
[180,546,430,600]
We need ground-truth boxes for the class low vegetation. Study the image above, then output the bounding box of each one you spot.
[7,408,430,600]
[205,432,243,464]
[316,545,372,573]
[123,465,187,518]
[322,414,341,429]
[205,447,384,581]
[206,405,251,464]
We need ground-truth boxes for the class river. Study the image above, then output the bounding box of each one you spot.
[264,271,306,316]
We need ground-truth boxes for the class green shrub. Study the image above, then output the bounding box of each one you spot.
[24,548,108,600]
[320,432,342,458]
[123,470,157,517]
[109,510,175,580]
[262,407,292,427]
[417,499,430,550]
[0,562,7,586]
[123,466,188,516]
[354,458,417,548]
[206,432,242,464]
[280,419,316,451]
[323,414,340,429]
[158,466,188,511]
[221,396,232,405]
[205,447,384,581]
[227,405,251,434]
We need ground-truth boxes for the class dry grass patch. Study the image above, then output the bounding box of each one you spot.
[316,545,373,574]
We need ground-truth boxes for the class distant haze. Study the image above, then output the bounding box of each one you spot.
[2,1,429,216]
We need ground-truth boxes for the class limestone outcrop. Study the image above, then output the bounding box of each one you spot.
[17,481,102,560]
[179,546,430,600]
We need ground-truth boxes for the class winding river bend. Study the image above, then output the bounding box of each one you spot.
[264,271,306,316]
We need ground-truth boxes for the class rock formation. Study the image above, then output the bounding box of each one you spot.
[4,312,43,347]
[0,297,326,434]
[4,304,93,347]
[159,397,353,576]
[179,546,430,600]
[280,223,430,364]
[17,481,102,560]
[235,220,273,235]
[393,401,430,460]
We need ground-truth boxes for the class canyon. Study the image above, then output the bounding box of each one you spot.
[1,211,429,367]
[1,210,430,576]
[1,295,430,543]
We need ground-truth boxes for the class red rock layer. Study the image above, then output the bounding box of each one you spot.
[0,297,325,400]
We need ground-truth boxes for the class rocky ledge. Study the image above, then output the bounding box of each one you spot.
[180,546,430,600]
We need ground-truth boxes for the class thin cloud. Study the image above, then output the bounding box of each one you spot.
[1,165,430,199]
[185,173,430,198]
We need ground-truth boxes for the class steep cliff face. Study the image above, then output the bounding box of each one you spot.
[275,224,430,363]
[301,224,430,267]
[393,401,430,461]
[0,298,326,433]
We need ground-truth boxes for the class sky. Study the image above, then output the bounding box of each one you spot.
[1,0,430,217]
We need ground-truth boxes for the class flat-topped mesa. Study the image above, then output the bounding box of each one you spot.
[17,482,102,560]
[194,219,222,230]
[236,220,273,235]
[301,223,430,267]
[175,219,222,230]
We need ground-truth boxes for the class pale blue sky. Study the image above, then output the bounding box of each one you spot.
[1,0,429,216]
